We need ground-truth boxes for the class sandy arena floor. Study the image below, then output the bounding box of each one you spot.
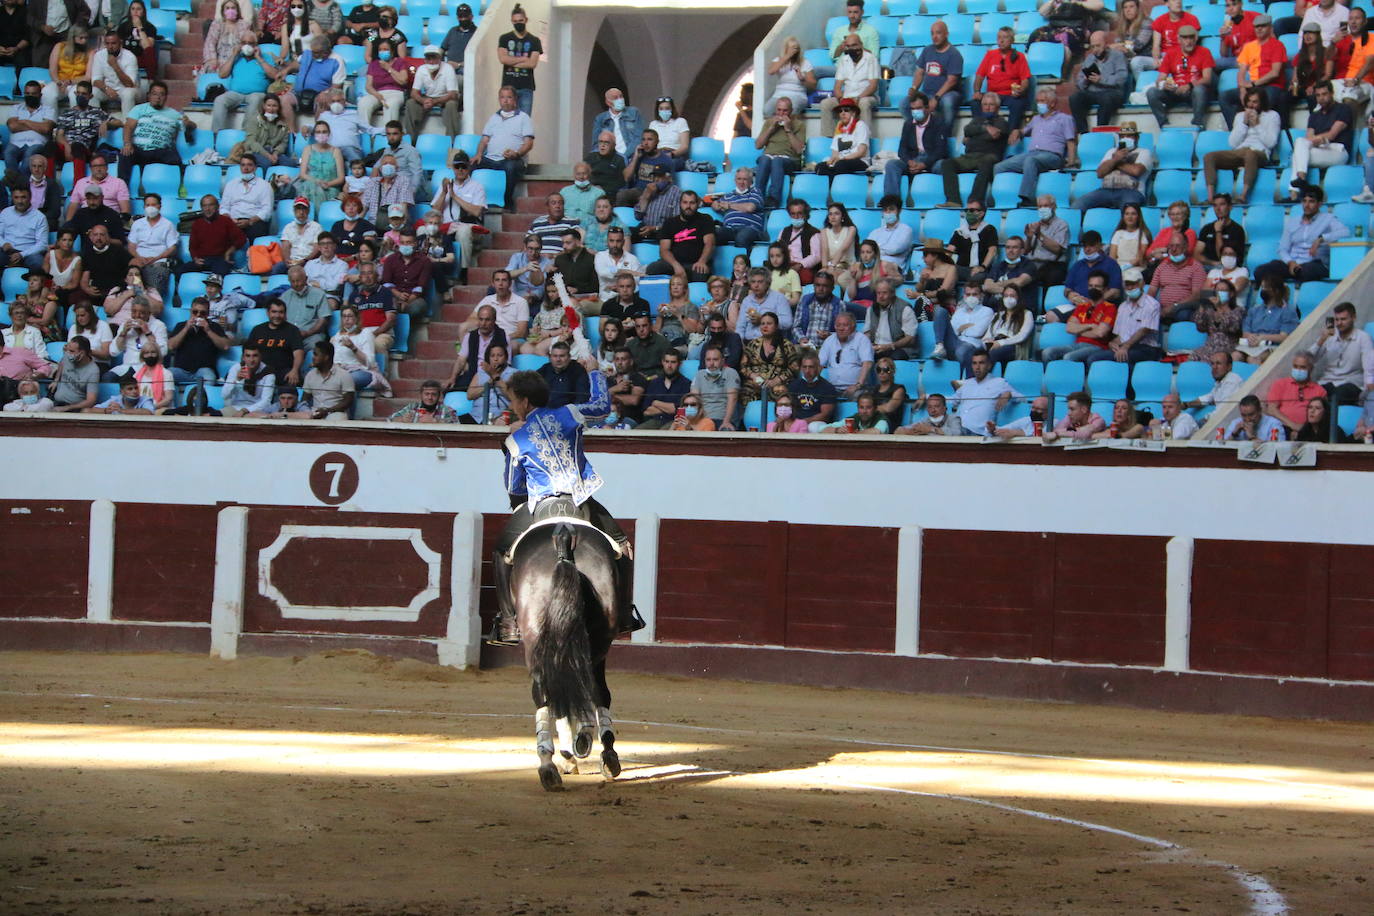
[1,650,1372,915]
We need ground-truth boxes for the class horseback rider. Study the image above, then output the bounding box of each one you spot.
[487,366,646,645]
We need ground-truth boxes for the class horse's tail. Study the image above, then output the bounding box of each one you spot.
[530,524,598,728]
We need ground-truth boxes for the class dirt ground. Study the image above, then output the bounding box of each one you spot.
[1,651,1372,915]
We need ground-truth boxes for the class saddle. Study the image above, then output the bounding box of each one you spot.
[503,496,624,563]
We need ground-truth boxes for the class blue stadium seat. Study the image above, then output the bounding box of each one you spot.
[1037,171,1070,205]
[1166,322,1206,353]
[177,273,208,304]
[473,169,506,207]
[1080,207,1118,241]
[514,353,548,371]
[990,172,1023,209]
[805,137,832,165]
[921,359,961,394]
[145,9,176,39]
[183,165,222,202]
[967,0,1001,16]
[223,275,260,297]
[679,359,699,380]
[872,15,901,46]
[1130,361,1173,402]
[1154,130,1197,170]
[1004,359,1043,396]
[633,242,660,264]
[454,133,482,158]
[1076,132,1115,168]
[899,14,935,42]
[886,76,913,108]
[914,322,935,358]
[1337,404,1361,436]
[803,47,832,71]
[908,173,944,209]
[921,208,960,241]
[689,137,725,172]
[318,199,345,227]
[1151,170,1193,208]
[891,359,920,393]
[829,173,869,209]
[197,73,227,100]
[741,399,776,430]
[728,136,759,171]
[790,172,829,210]
[415,134,453,171]
[1322,166,1364,203]
[215,129,246,160]
[613,205,640,228]
[850,207,882,240]
[886,0,922,15]
[443,392,473,416]
[1087,360,1128,400]
[1175,360,1214,401]
[1043,359,1084,395]
[1026,42,1063,79]
[1070,171,1101,204]
[675,171,710,196]
[1295,281,1337,315]
[1194,130,1230,163]
[241,308,269,332]
[1,266,26,299]
[1330,245,1370,275]
[1002,209,1035,242]
[0,67,15,99]
[140,163,181,198]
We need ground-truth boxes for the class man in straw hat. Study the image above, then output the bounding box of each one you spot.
[1073,121,1153,211]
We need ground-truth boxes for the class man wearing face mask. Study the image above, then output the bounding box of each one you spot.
[54,82,107,182]
[209,31,279,132]
[865,195,915,269]
[107,297,168,379]
[630,165,681,243]
[117,82,194,187]
[439,3,477,84]
[381,226,433,319]
[221,154,273,241]
[78,225,132,301]
[986,395,1052,439]
[126,193,179,296]
[939,92,1008,208]
[1265,352,1326,432]
[993,87,1078,209]
[590,88,642,157]
[282,35,345,127]
[404,46,460,143]
[710,167,765,252]
[1089,267,1162,365]
[559,161,606,228]
[474,86,534,211]
[280,198,324,269]
[85,376,154,414]
[930,280,993,369]
[1148,235,1207,322]
[1042,275,1116,362]
[184,194,245,278]
[981,235,1036,309]
[91,31,139,116]
[497,4,541,115]
[820,33,878,135]
[587,131,627,199]
[897,391,967,436]
[1023,194,1069,289]
[4,80,55,177]
[881,92,946,202]
[1074,121,1153,212]
[314,90,366,165]
[1060,231,1122,317]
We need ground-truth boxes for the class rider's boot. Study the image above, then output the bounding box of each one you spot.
[485,550,522,646]
[614,547,645,637]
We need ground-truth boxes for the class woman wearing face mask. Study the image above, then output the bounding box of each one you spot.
[648,96,691,170]
[852,239,900,307]
[2,379,54,413]
[982,287,1034,368]
[1204,243,1250,304]
[118,2,160,77]
[44,25,91,109]
[764,36,816,114]
[417,211,457,298]
[580,196,623,253]
[1237,273,1299,363]
[1144,201,1196,274]
[361,153,413,222]
[281,0,311,55]
[103,268,164,326]
[670,393,715,431]
[205,1,255,78]
[765,393,810,433]
[365,6,407,61]
[239,94,296,169]
[330,193,376,258]
[296,120,345,207]
[699,276,735,332]
[359,36,410,126]
[133,340,176,412]
[816,97,871,178]
[656,274,699,349]
[331,305,385,392]
[1190,278,1243,361]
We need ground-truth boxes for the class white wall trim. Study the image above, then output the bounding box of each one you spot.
[85,499,115,623]
[894,525,922,657]
[438,512,484,669]
[1164,536,1194,672]
[209,506,250,661]
[631,514,659,644]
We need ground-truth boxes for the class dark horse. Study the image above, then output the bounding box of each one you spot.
[510,502,623,791]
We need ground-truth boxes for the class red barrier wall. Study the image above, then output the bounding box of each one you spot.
[0,501,89,618]
[112,503,219,623]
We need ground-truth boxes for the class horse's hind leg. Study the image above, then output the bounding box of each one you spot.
[555,717,579,774]
[535,705,562,791]
[595,662,620,779]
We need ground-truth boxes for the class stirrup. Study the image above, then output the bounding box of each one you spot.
[618,604,646,636]
[484,612,522,647]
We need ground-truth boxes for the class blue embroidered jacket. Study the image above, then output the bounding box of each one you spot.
[503,370,611,505]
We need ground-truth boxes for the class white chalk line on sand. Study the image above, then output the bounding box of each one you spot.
[2,688,1290,914]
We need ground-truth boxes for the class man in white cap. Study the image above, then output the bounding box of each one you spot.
[279,197,323,271]
[404,45,460,143]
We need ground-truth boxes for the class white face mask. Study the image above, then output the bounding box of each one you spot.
[263,110,278,121]
[241,43,254,56]
[658,109,672,120]
[1221,255,1237,270]
[144,205,160,219]
[1037,206,1052,221]
[330,101,344,114]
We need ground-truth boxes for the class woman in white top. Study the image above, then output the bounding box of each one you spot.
[45,228,84,307]
[1204,244,1250,303]
[816,99,870,177]
[983,288,1035,366]
[331,305,381,390]
[765,36,816,113]
[68,303,114,362]
[1109,202,1152,270]
[282,0,311,57]
[3,304,44,352]
[820,202,858,287]
[648,96,691,168]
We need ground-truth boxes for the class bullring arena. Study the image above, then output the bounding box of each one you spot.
[3,419,1373,914]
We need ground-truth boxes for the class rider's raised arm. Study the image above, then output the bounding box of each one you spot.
[567,368,611,425]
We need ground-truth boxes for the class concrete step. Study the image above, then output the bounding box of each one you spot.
[451,287,487,305]
[524,180,565,199]
[392,358,453,379]
[166,64,197,80]
[466,267,495,286]
[501,214,536,232]
[414,339,457,359]
[427,322,461,341]
[372,397,409,416]
[440,304,475,323]
[492,231,527,249]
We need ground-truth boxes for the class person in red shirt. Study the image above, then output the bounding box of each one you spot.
[973,27,1032,128]
[1217,0,1260,70]
[1144,0,1202,75]
[1221,15,1292,126]
[1043,272,1117,362]
[183,194,247,278]
[1146,25,1215,128]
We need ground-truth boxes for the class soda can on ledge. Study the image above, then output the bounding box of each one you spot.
[844,417,855,432]
[500,409,511,425]
[1033,420,1044,437]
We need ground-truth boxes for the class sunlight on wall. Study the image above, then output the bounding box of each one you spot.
[710,69,753,144]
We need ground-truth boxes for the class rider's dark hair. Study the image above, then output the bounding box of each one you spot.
[508,370,549,408]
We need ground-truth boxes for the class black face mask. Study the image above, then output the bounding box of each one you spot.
[1030,409,1045,422]
[1086,288,1103,302]
[23,94,39,107]
[847,48,863,61]
[142,355,159,366]
[75,94,90,107]
[513,23,526,34]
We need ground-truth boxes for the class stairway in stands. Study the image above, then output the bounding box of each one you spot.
[371,179,565,416]
[164,1,212,110]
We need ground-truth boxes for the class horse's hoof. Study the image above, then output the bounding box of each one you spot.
[601,749,621,780]
[558,751,577,774]
[573,729,594,759]
[538,764,564,792]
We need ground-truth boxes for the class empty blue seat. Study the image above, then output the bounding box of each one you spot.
[886,76,913,108]
[1130,361,1173,402]
[909,173,944,209]
[921,359,962,394]
[872,15,901,46]
[415,134,453,171]
[1322,166,1364,203]
[1154,130,1197,170]
[1026,42,1064,79]
[922,208,960,241]
[689,137,725,172]
[0,67,15,99]
[804,136,832,165]
[140,163,181,198]
[1166,322,1206,353]
[1043,359,1084,395]
[1151,170,1192,208]
[1087,360,1128,400]
[473,169,506,207]
[728,136,759,171]
[2,266,28,299]
[183,164,222,202]
[1337,404,1361,435]
[1175,360,1214,401]
[514,353,548,371]
[789,172,829,209]
[1037,171,1071,205]
[829,173,869,209]
[1004,359,1043,396]
[675,171,711,196]
[741,400,776,430]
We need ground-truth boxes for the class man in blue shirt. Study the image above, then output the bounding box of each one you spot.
[280,35,342,127]
[1253,185,1348,287]
[793,270,848,345]
[788,352,839,429]
[635,350,693,429]
[882,93,946,202]
[589,88,644,156]
[536,340,590,408]
[0,187,51,270]
[488,368,644,645]
[117,81,193,187]
[910,21,963,126]
[209,33,278,132]
[1226,394,1287,441]
[709,166,765,250]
